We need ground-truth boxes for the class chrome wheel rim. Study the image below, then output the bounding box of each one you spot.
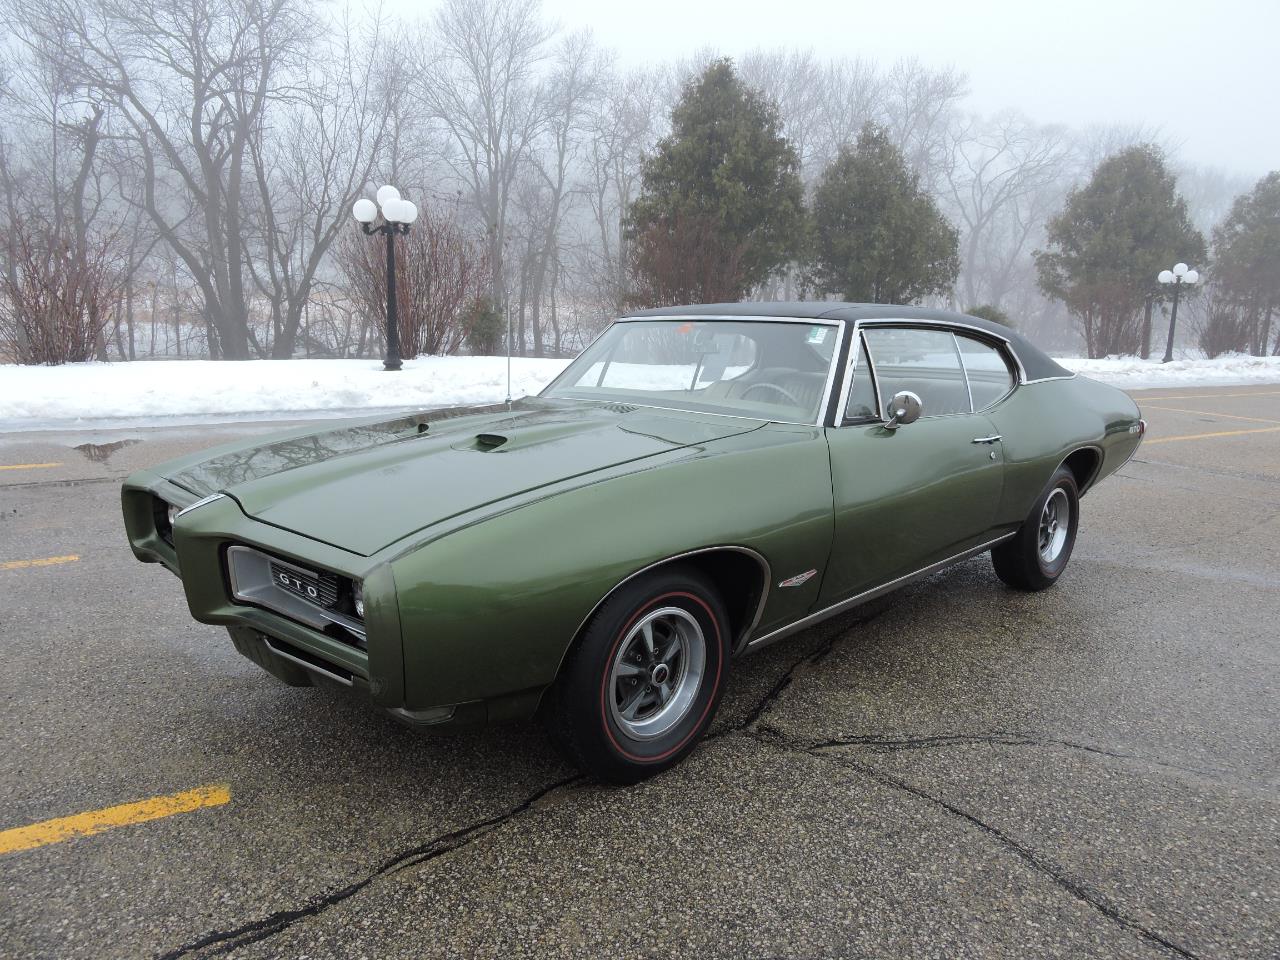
[608,606,706,741]
[1038,488,1070,564]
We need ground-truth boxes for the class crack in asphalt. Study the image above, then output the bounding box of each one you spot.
[794,729,1247,784]
[743,726,1206,960]
[153,582,1208,959]
[153,604,887,958]
[732,602,892,733]
[154,774,584,959]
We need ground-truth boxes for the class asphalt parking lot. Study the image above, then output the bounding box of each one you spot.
[1,384,1278,960]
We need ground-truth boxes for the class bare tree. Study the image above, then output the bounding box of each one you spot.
[943,111,1071,309]
[881,58,968,192]
[518,30,606,356]
[0,5,130,362]
[580,66,662,317]
[338,202,491,357]
[740,48,828,181]
[246,10,397,358]
[814,57,884,170]
[17,0,321,359]
[414,0,552,324]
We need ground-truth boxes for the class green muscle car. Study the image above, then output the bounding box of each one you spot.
[122,303,1144,782]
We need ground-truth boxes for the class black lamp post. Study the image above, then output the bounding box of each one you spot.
[1157,262,1200,364]
[352,186,418,371]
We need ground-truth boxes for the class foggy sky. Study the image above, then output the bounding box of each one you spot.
[403,0,1276,177]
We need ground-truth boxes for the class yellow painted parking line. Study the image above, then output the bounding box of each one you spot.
[0,784,231,856]
[0,462,62,471]
[1134,389,1280,400]
[0,555,80,571]
[1143,405,1280,425]
[1145,425,1280,445]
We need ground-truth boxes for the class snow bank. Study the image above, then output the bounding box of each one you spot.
[0,356,571,430]
[1060,354,1280,390]
[1,351,1278,431]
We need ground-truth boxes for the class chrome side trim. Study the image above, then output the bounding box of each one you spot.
[953,332,975,412]
[1022,374,1078,384]
[744,532,1017,652]
[176,493,225,518]
[557,546,773,667]
[263,637,354,687]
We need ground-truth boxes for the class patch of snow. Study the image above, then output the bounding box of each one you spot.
[1,352,1278,432]
[0,356,571,432]
[1061,354,1280,389]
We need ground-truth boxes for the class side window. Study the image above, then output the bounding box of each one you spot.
[862,328,971,417]
[844,336,878,421]
[956,335,1015,409]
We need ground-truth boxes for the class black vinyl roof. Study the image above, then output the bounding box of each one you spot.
[623,301,1072,382]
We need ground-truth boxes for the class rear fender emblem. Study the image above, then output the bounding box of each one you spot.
[778,569,817,588]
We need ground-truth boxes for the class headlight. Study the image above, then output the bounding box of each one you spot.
[353,581,364,619]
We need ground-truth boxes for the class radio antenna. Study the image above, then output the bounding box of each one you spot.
[504,299,512,408]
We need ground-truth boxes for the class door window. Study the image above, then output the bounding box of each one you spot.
[843,336,879,421]
[956,335,1015,409]
[863,328,970,417]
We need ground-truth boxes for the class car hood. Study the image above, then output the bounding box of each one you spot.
[167,399,764,555]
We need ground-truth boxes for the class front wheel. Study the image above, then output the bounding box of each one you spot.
[545,566,730,784]
[991,465,1080,591]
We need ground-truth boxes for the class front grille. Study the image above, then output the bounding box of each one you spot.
[226,546,366,648]
[268,560,340,608]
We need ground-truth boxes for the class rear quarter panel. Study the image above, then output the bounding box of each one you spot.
[388,425,834,713]
[985,375,1142,525]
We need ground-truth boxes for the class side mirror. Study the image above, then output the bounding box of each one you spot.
[884,390,923,430]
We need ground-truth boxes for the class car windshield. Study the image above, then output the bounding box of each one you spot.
[541,319,839,423]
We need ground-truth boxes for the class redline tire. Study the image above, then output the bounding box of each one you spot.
[546,565,730,784]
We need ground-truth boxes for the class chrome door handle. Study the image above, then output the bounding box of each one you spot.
[971,435,1002,444]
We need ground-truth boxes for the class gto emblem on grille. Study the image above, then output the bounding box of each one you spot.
[778,569,818,588]
[278,571,320,599]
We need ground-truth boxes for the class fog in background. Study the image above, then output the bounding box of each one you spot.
[1,0,1274,365]
[514,0,1277,175]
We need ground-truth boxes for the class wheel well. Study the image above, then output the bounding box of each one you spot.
[1062,447,1102,494]
[574,548,769,654]
[674,549,769,647]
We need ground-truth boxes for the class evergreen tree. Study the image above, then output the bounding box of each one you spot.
[966,304,1014,329]
[1035,145,1205,358]
[808,124,958,304]
[627,59,804,304]
[1211,172,1280,356]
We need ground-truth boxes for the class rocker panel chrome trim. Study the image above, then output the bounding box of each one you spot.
[744,532,1016,652]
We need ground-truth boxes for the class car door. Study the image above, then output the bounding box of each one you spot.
[817,325,1007,606]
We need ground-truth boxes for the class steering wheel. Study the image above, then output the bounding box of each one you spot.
[740,381,803,407]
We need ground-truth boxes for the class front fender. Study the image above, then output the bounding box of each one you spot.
[389,425,834,713]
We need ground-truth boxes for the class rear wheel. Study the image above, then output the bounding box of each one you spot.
[991,466,1079,591]
[546,566,730,784]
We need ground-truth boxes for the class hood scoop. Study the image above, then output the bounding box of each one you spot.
[452,419,590,453]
